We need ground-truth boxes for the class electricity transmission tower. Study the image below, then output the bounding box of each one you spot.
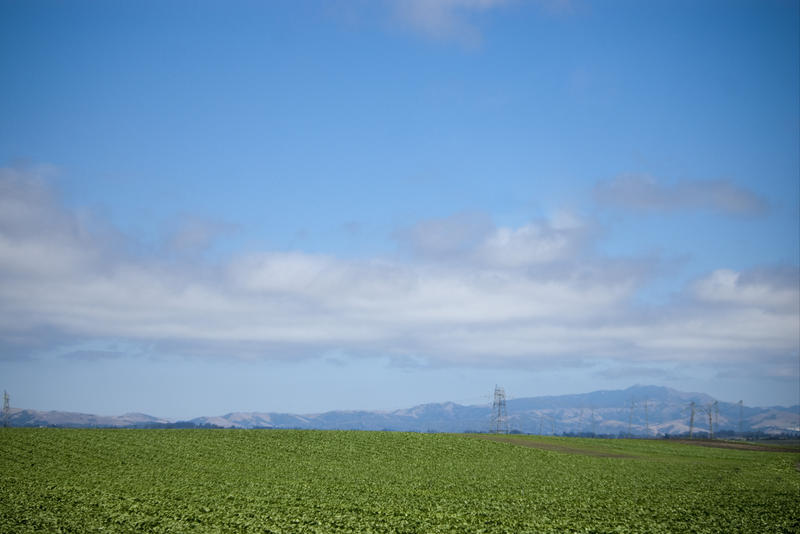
[700,401,717,439]
[711,401,718,439]
[644,398,650,437]
[491,385,508,434]
[738,400,743,435]
[628,399,635,437]
[3,390,9,428]
[688,401,696,439]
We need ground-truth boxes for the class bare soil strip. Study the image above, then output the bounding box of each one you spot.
[477,436,633,458]
[478,436,800,456]
[673,439,800,453]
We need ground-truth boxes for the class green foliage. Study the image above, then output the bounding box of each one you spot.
[1,429,798,533]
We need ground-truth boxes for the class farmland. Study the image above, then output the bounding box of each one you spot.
[1,429,798,533]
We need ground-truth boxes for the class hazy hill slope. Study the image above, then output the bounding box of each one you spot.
[8,385,799,435]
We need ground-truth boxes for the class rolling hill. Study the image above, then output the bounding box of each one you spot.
[7,385,799,435]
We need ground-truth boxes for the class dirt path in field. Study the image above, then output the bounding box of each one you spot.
[476,436,633,458]
[673,440,800,453]
[477,436,800,457]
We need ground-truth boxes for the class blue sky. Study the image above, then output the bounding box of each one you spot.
[1,0,798,418]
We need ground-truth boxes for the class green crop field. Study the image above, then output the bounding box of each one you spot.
[1,429,798,533]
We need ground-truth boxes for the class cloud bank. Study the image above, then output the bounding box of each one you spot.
[0,167,796,371]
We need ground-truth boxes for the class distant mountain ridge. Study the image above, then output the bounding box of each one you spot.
[6,409,172,428]
[7,385,799,436]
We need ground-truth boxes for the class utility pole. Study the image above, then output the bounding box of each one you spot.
[688,401,696,439]
[590,407,596,437]
[3,390,9,428]
[644,398,649,437]
[491,385,508,434]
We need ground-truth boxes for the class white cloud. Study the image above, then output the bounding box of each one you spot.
[162,215,238,258]
[693,268,799,313]
[390,0,510,45]
[594,175,769,216]
[476,216,585,268]
[396,210,590,268]
[0,167,796,371]
[394,211,494,260]
[335,0,574,46]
